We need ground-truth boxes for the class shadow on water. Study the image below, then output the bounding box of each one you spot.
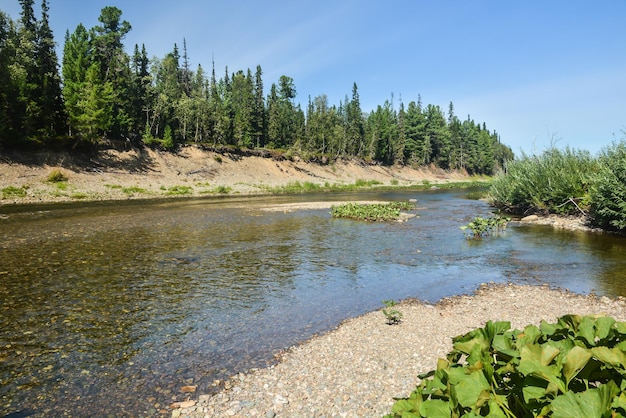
[1,189,626,416]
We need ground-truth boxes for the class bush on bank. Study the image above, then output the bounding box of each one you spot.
[590,141,626,231]
[488,147,597,216]
[488,141,626,232]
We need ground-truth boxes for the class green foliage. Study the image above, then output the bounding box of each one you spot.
[386,314,626,418]
[214,185,231,194]
[590,140,626,231]
[460,215,510,239]
[489,147,597,215]
[121,186,148,196]
[46,169,68,182]
[1,185,28,199]
[331,201,415,222]
[165,185,193,195]
[1,3,510,175]
[382,300,403,325]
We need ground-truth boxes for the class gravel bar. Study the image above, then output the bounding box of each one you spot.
[175,283,626,418]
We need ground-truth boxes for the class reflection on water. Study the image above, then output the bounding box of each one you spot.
[1,190,626,416]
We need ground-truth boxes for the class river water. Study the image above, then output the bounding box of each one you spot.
[1,189,626,417]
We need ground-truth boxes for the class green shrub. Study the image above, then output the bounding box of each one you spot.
[46,169,68,182]
[214,185,231,194]
[489,147,597,215]
[590,140,626,231]
[387,314,626,417]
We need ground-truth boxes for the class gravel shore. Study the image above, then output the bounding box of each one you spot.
[175,283,626,418]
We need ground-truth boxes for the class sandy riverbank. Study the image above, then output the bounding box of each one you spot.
[175,283,626,417]
[0,145,473,206]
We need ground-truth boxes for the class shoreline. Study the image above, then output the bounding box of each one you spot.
[176,283,626,417]
[0,145,479,207]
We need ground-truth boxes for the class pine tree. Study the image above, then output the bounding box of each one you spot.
[0,11,19,144]
[91,6,132,138]
[346,82,364,156]
[15,0,40,140]
[36,0,65,138]
[252,65,265,148]
[62,24,91,137]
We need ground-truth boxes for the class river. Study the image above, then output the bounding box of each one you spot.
[1,189,625,417]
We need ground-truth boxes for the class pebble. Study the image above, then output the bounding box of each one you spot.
[176,284,626,417]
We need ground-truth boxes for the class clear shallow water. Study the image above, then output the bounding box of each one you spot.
[1,190,626,417]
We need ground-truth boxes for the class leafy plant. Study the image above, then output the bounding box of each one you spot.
[382,300,403,325]
[386,314,626,417]
[331,201,415,222]
[460,215,510,239]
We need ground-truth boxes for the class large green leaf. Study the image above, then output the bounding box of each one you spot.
[447,366,491,409]
[484,320,512,342]
[562,346,592,387]
[550,381,619,418]
[595,316,616,342]
[518,344,565,392]
[591,346,626,369]
[419,399,451,417]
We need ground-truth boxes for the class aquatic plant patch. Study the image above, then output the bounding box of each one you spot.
[386,314,626,417]
[331,201,415,222]
[460,215,510,239]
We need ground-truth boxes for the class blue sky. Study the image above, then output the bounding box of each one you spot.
[3,0,625,156]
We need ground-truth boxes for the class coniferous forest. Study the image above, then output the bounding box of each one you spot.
[0,2,514,175]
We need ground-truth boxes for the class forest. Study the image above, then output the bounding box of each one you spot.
[0,2,514,175]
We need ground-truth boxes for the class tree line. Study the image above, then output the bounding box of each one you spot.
[0,2,513,174]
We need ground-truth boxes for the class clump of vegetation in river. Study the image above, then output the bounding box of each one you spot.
[460,215,510,239]
[489,147,597,216]
[331,201,415,222]
[387,314,626,418]
[382,300,402,325]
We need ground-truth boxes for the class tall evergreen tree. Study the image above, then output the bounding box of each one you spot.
[91,6,132,138]
[346,82,364,156]
[62,24,90,137]
[15,0,39,139]
[36,0,65,138]
[0,11,19,144]
[251,65,265,148]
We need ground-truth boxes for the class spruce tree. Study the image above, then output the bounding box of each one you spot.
[36,0,65,138]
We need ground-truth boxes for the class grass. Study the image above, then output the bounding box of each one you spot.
[489,147,597,215]
[165,185,193,195]
[261,178,491,195]
[1,185,28,199]
[46,169,68,183]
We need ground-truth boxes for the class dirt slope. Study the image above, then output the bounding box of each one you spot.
[0,145,473,205]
